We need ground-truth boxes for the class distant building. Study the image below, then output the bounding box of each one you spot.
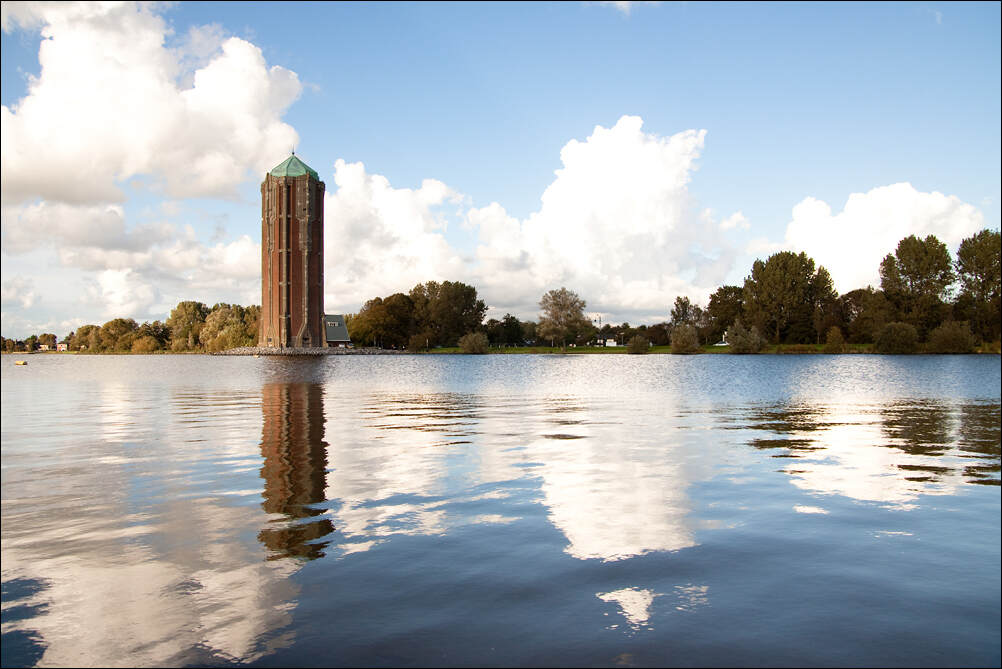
[324,315,351,347]
[259,153,326,348]
[56,343,68,352]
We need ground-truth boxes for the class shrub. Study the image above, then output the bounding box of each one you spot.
[927,321,975,354]
[726,319,766,354]
[670,324,700,354]
[131,335,161,353]
[875,322,919,354]
[626,335,650,354]
[458,331,489,354]
[823,326,846,354]
[407,333,430,352]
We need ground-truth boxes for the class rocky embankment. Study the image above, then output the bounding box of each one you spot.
[214,346,406,356]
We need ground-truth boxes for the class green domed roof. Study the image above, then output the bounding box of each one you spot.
[270,154,319,179]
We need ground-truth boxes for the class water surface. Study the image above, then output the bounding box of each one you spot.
[2,354,999,667]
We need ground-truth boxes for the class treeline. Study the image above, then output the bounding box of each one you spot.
[672,229,1001,353]
[4,229,998,355]
[3,302,260,353]
[350,230,999,354]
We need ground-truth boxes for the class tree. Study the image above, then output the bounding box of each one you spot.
[840,288,893,343]
[38,333,57,348]
[537,287,590,348]
[99,318,138,352]
[823,326,846,354]
[167,301,209,350]
[874,322,919,354]
[670,296,698,327]
[811,267,840,344]
[645,322,671,346]
[670,324,700,354]
[885,234,955,299]
[410,281,486,347]
[521,320,537,345]
[880,234,955,340]
[136,321,171,348]
[726,319,766,354]
[954,229,1001,342]
[70,324,101,351]
[200,305,258,352]
[707,285,744,343]
[927,321,975,354]
[743,251,832,344]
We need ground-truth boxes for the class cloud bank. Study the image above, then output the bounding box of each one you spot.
[1,1,300,205]
[783,183,985,293]
[325,116,742,323]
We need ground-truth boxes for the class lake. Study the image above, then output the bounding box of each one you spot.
[1,354,999,667]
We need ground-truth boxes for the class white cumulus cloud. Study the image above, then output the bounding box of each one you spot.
[321,116,740,323]
[323,159,467,310]
[469,116,735,320]
[783,183,985,293]
[1,1,300,205]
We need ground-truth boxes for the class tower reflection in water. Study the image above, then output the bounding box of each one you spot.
[259,382,333,560]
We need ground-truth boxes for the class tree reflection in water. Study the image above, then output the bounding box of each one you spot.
[740,400,1001,504]
[258,383,334,560]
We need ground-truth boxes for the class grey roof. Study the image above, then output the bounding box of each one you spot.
[324,314,350,342]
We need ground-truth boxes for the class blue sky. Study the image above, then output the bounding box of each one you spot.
[1,1,999,338]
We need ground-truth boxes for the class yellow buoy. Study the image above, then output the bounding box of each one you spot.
[15,360,27,365]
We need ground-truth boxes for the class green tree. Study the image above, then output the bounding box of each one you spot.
[167,301,209,350]
[885,234,955,298]
[99,318,139,352]
[670,296,698,326]
[670,324,700,354]
[707,285,744,343]
[743,251,832,344]
[927,321,975,354]
[880,234,955,340]
[38,333,57,348]
[137,320,171,348]
[954,229,1001,342]
[521,320,537,345]
[242,305,261,343]
[70,324,101,351]
[875,322,919,354]
[811,267,840,344]
[410,281,486,347]
[537,287,590,348]
[823,326,846,354]
[201,305,256,352]
[645,322,671,346]
[726,319,766,354]
[841,287,894,343]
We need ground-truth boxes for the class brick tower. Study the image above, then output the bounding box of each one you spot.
[259,153,325,348]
